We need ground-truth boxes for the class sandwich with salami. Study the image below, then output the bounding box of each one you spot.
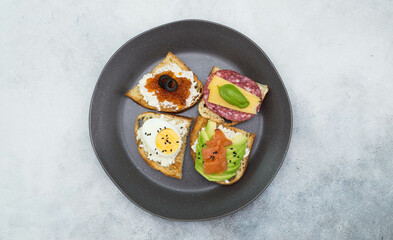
[198,66,269,126]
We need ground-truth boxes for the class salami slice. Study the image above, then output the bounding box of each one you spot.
[203,70,262,122]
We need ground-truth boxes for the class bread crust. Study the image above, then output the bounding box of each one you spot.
[189,116,256,185]
[125,52,203,113]
[135,112,193,179]
[198,66,269,126]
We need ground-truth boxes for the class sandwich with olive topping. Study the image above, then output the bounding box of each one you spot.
[126,52,203,112]
[135,112,193,179]
[190,116,256,185]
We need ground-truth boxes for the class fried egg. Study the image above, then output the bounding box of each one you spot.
[140,118,182,161]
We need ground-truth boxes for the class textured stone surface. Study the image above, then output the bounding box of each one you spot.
[1,0,393,239]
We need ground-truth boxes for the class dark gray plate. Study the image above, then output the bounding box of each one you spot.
[89,20,292,220]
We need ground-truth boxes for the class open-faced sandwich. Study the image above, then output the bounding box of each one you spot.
[190,116,256,185]
[135,112,193,179]
[198,66,269,126]
[126,52,203,112]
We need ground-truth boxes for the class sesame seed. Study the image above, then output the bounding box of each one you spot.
[170,149,172,152]
[176,141,179,143]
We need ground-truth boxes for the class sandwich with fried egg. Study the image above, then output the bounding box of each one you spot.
[135,112,193,179]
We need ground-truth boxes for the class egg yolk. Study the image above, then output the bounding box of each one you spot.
[155,129,180,155]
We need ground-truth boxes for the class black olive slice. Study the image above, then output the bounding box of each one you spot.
[158,75,171,88]
[164,79,178,92]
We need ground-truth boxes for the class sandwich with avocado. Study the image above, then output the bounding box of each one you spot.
[190,116,256,185]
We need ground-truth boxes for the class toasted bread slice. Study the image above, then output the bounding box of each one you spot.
[126,52,203,113]
[189,116,256,185]
[198,66,269,126]
[134,112,193,179]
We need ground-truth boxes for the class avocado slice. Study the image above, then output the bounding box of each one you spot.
[195,130,209,168]
[225,136,247,173]
[202,172,237,182]
[198,130,209,147]
[230,134,248,147]
[224,162,240,173]
[205,120,216,140]
[226,144,247,157]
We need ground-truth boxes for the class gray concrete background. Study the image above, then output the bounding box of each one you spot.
[1,0,393,239]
